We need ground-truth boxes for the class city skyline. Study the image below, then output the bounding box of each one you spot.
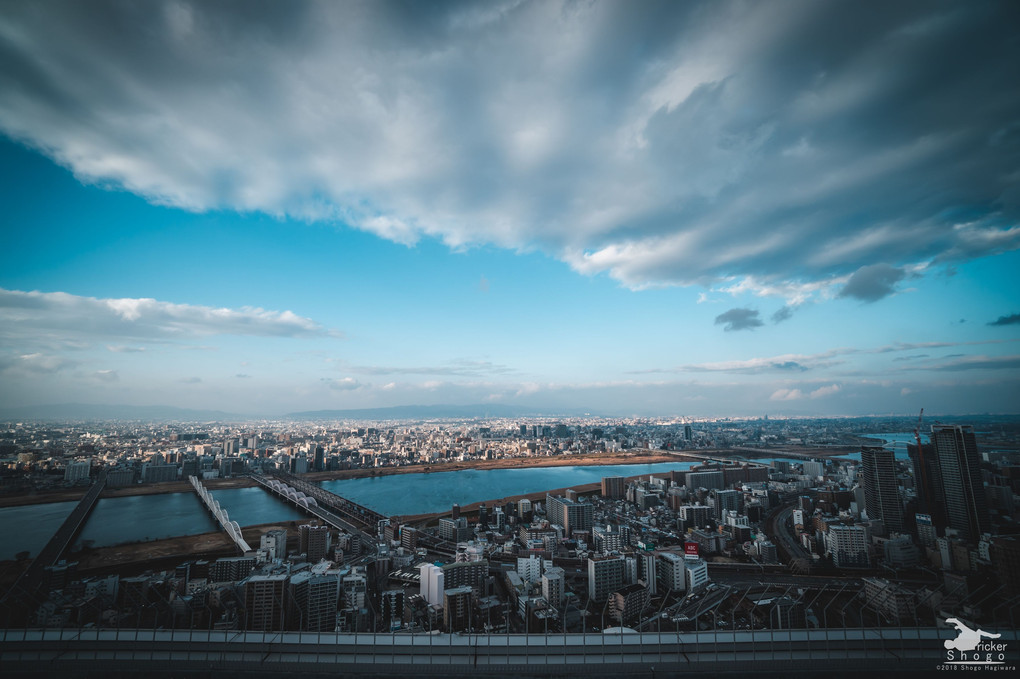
[1,0,1019,417]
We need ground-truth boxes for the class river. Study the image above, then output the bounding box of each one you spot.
[2,461,699,560]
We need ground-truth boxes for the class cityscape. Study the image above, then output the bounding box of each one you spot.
[2,1,1019,677]
[1,413,1018,675]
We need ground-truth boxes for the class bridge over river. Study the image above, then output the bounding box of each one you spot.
[1,470,107,618]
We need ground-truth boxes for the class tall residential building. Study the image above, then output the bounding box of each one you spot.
[825,525,870,568]
[546,493,593,534]
[709,489,741,519]
[601,476,625,499]
[517,555,545,583]
[380,589,404,630]
[802,460,825,478]
[419,563,445,607]
[655,552,687,593]
[260,529,288,561]
[685,470,725,491]
[299,523,331,562]
[439,517,471,542]
[678,505,711,530]
[542,567,565,609]
[592,524,630,554]
[287,572,339,631]
[64,459,91,483]
[608,583,649,624]
[860,447,904,532]
[244,574,288,631]
[908,442,945,527]
[932,425,990,542]
[587,556,626,602]
[444,586,473,632]
[441,560,488,591]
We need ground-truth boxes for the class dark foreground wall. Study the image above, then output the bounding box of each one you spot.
[2,627,1016,678]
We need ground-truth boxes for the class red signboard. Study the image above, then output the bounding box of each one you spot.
[684,542,699,557]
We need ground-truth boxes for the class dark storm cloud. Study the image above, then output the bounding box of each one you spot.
[714,308,763,332]
[988,313,1020,326]
[838,264,906,302]
[1,1,1018,295]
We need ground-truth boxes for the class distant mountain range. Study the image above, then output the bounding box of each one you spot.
[0,402,597,422]
[0,403,242,422]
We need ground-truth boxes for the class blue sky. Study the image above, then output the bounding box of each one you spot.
[1,0,1018,417]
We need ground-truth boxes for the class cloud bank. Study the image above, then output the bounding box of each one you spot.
[1,0,1018,300]
[0,288,331,342]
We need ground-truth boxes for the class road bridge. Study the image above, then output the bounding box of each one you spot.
[0,626,998,677]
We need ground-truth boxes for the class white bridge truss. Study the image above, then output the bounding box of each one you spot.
[189,476,253,553]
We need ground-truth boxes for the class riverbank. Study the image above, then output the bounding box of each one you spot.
[0,450,681,509]
[0,520,295,588]
[0,476,256,509]
[301,449,682,482]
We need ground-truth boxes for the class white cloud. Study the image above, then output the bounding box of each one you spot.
[322,377,363,391]
[0,288,334,342]
[769,388,804,401]
[11,353,76,374]
[0,1,1016,298]
[809,383,841,399]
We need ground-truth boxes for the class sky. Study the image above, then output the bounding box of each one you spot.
[0,0,1018,418]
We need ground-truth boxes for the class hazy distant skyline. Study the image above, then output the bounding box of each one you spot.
[1,0,1018,417]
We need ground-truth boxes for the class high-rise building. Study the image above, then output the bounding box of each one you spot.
[608,583,649,624]
[546,493,593,533]
[64,459,91,483]
[299,523,331,562]
[601,476,625,499]
[825,525,869,568]
[419,563,445,607]
[542,567,565,609]
[287,572,339,631]
[441,559,488,591]
[444,586,473,632]
[587,556,626,602]
[860,447,904,532]
[260,529,287,561]
[517,555,545,583]
[802,460,824,478]
[592,524,630,554]
[931,425,989,542]
[709,489,741,519]
[655,552,687,593]
[244,574,288,631]
[685,470,725,491]
[678,505,711,530]
[381,589,404,630]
